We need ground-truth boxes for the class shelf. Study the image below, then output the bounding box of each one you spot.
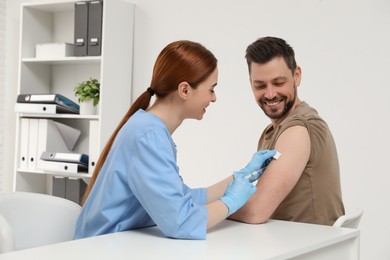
[18,113,99,120]
[17,168,92,178]
[22,56,101,65]
[14,0,134,202]
[23,1,76,12]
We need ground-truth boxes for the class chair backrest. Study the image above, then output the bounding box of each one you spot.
[0,214,14,253]
[333,208,364,229]
[0,192,81,253]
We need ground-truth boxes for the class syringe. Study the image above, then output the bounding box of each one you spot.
[244,151,281,179]
[244,167,267,179]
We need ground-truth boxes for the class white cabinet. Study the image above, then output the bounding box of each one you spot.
[13,0,134,194]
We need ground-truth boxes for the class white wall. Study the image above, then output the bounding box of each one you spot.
[4,0,390,258]
[0,0,6,190]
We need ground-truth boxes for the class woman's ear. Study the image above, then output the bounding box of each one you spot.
[177,82,190,100]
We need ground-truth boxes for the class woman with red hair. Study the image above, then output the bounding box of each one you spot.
[74,40,276,240]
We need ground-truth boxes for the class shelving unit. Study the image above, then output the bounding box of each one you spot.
[13,0,134,196]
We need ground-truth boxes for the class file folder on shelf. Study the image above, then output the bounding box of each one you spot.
[88,120,99,174]
[27,119,39,170]
[52,177,87,205]
[40,152,89,166]
[37,160,88,174]
[19,119,57,171]
[74,1,89,56]
[87,0,103,56]
[38,119,72,155]
[15,103,79,114]
[66,177,87,205]
[52,176,66,198]
[19,118,30,170]
[17,94,80,112]
[19,119,77,172]
[36,119,71,171]
[53,121,81,151]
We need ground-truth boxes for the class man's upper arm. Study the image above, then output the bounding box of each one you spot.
[229,125,310,223]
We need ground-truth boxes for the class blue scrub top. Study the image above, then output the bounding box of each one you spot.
[74,109,208,240]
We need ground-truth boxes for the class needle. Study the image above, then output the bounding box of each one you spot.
[244,151,281,179]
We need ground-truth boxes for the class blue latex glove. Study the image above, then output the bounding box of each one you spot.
[219,173,257,216]
[235,150,277,182]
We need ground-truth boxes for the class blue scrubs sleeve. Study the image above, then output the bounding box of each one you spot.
[182,184,207,205]
[127,129,207,240]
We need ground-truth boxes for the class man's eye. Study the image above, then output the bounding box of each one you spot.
[255,85,266,89]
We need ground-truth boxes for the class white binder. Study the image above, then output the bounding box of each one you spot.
[15,103,78,114]
[88,120,99,174]
[40,152,88,166]
[27,119,39,170]
[38,160,87,174]
[18,118,30,169]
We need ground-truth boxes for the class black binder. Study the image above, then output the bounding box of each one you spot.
[74,1,89,56]
[87,1,103,56]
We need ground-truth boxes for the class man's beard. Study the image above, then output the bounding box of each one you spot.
[260,86,297,120]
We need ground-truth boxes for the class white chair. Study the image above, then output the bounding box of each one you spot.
[333,208,364,228]
[0,192,81,253]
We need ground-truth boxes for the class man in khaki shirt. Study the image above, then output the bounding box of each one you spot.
[229,37,344,225]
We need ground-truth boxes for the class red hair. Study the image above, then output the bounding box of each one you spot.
[82,40,217,204]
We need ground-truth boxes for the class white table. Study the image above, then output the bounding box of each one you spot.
[0,220,359,260]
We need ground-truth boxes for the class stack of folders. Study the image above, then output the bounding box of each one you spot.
[39,152,89,174]
[20,119,82,171]
[74,0,103,56]
[53,177,87,205]
[15,94,80,114]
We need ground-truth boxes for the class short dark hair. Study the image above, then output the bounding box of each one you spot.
[245,36,297,74]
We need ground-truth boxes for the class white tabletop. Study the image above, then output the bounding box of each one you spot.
[0,220,359,260]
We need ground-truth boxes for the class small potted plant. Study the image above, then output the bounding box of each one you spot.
[74,78,100,115]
